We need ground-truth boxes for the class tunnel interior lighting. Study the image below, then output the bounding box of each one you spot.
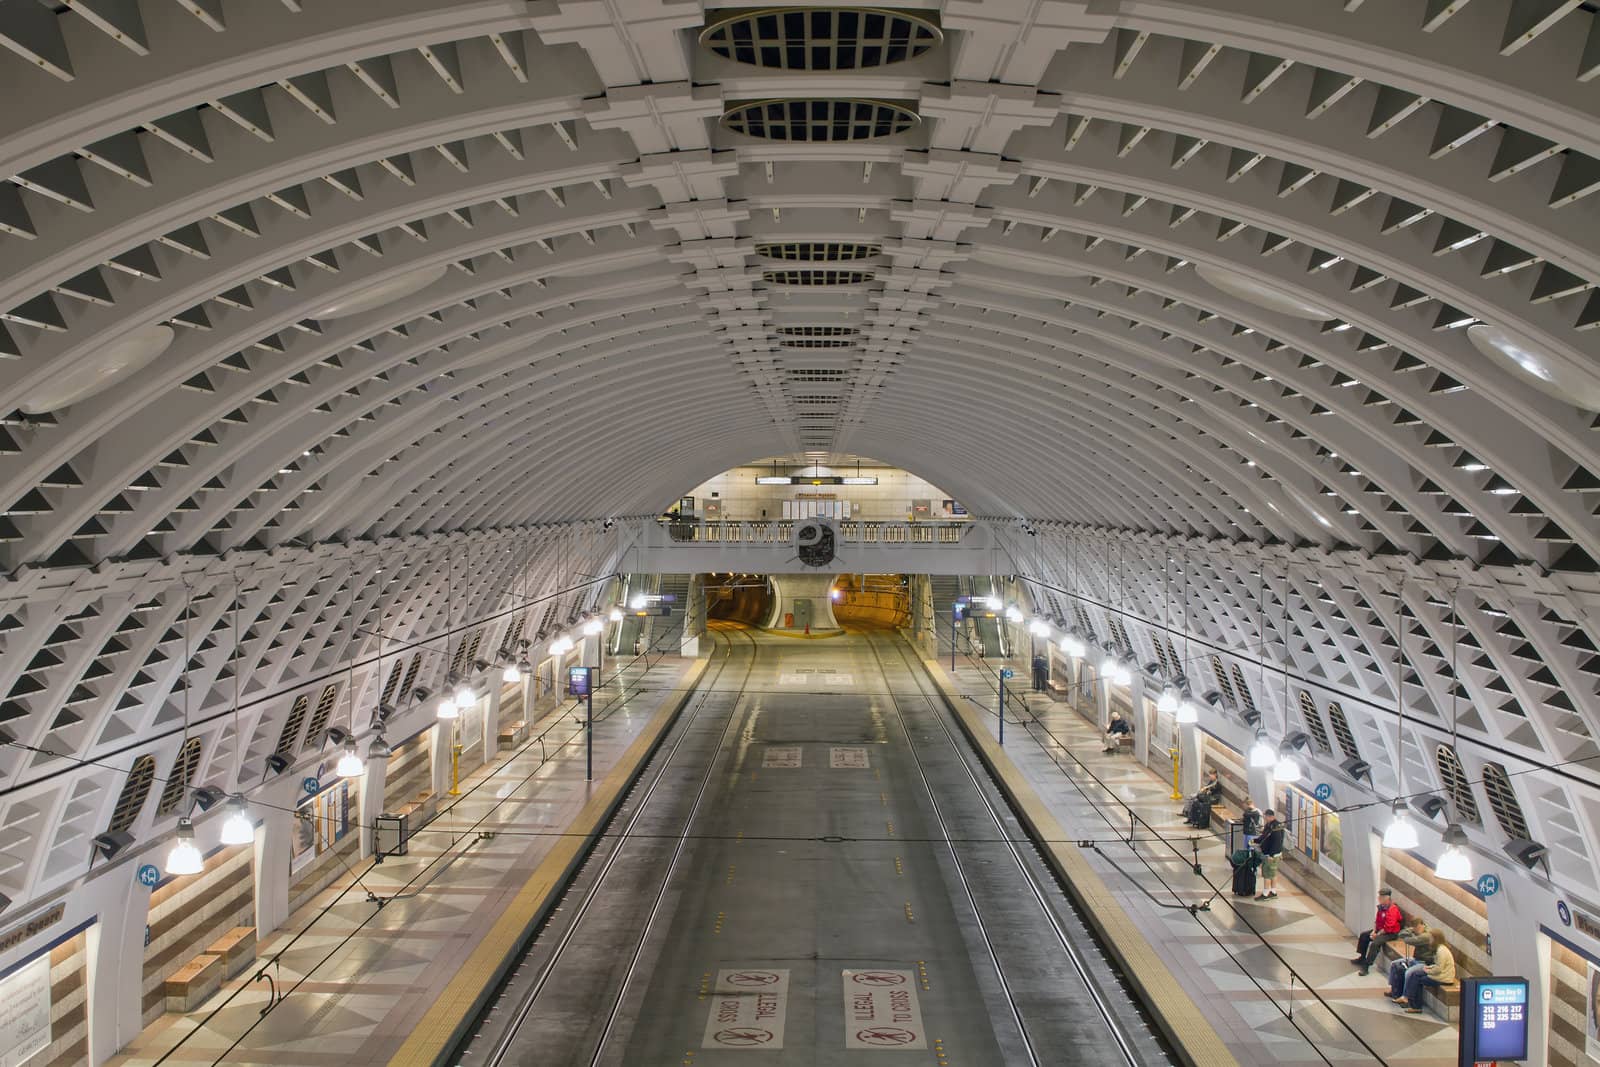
[1157,686,1179,713]
[437,696,459,720]
[1175,699,1199,725]
[165,818,203,876]
[1434,824,1473,881]
[1382,804,1420,850]
[219,796,253,846]
[502,661,522,683]
[1249,732,1277,769]
[336,738,365,778]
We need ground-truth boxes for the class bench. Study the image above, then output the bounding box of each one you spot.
[205,926,256,979]
[1104,732,1134,752]
[1374,941,1463,1020]
[497,719,528,749]
[164,953,223,1013]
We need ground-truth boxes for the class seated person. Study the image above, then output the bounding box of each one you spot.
[1177,769,1223,827]
[1351,888,1404,976]
[1384,917,1434,995]
[1102,711,1133,752]
[1393,930,1455,1012]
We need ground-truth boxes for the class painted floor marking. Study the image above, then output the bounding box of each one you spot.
[703,968,790,1050]
[830,746,870,769]
[762,746,802,768]
[842,969,927,1049]
[778,672,856,687]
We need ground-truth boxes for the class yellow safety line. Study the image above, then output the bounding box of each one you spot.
[388,656,711,1066]
[918,658,1242,1067]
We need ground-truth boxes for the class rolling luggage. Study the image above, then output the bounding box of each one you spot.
[1229,847,1260,897]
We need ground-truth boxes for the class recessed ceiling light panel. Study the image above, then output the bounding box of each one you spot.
[312,263,449,320]
[1468,323,1600,411]
[21,323,175,413]
[1195,262,1333,320]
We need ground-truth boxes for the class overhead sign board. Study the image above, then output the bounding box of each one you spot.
[567,666,594,698]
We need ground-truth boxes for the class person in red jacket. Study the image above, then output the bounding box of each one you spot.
[1351,888,1404,975]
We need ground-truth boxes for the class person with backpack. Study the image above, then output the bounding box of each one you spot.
[1384,916,1434,995]
[1031,652,1049,692]
[1254,811,1285,899]
[1393,930,1455,1012]
[1240,797,1263,845]
[1351,889,1405,975]
[1178,769,1223,828]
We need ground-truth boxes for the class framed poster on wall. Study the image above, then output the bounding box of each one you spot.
[290,793,317,874]
[0,954,51,1067]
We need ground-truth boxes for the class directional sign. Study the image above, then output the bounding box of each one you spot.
[301,776,320,796]
[1477,873,1501,898]
[135,863,160,888]
[999,668,1014,679]
[1313,783,1333,802]
[1559,900,1572,926]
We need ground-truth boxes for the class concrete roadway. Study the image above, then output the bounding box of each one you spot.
[471,627,1159,1066]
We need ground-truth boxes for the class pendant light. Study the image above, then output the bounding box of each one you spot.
[437,694,459,720]
[1175,698,1199,725]
[1382,802,1420,850]
[1173,550,1199,727]
[583,616,603,637]
[1157,686,1178,713]
[219,795,254,846]
[1249,731,1277,769]
[453,679,476,707]
[336,737,365,778]
[1435,824,1473,881]
[502,660,522,683]
[1272,743,1303,783]
[165,817,203,876]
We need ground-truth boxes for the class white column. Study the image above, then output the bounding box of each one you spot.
[1486,874,1551,1066]
[1130,677,1150,763]
[253,772,299,936]
[520,670,533,729]
[1179,721,1203,795]
[1246,764,1274,819]
[482,683,502,765]
[1094,672,1111,731]
[1340,807,1384,934]
[358,754,389,860]
[430,721,451,797]
[85,876,151,1063]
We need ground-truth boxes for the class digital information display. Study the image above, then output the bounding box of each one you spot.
[568,666,594,698]
[1461,977,1529,1063]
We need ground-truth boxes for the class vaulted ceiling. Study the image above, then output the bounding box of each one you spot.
[1,0,1598,919]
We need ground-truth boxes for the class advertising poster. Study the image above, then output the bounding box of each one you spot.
[1587,961,1600,1063]
[290,793,317,875]
[0,954,52,1067]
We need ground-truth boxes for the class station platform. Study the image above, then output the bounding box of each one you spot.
[942,655,1460,1066]
[107,652,700,1067]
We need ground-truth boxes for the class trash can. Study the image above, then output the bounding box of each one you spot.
[374,812,408,857]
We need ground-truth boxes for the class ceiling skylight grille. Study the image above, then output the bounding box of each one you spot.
[762,269,874,286]
[700,8,942,70]
[722,99,919,142]
[759,241,881,262]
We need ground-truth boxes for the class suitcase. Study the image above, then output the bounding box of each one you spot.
[1232,864,1257,897]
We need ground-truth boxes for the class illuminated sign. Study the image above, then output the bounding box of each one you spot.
[567,666,594,698]
[1460,977,1529,1063]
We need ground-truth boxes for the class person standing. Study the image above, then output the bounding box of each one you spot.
[1178,769,1224,827]
[1351,889,1404,976]
[1240,797,1263,847]
[1385,917,1434,996]
[1254,810,1285,900]
[1394,930,1455,1012]
[1031,651,1048,692]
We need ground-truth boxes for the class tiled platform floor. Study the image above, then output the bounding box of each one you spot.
[944,656,1458,1066]
[110,653,696,1067]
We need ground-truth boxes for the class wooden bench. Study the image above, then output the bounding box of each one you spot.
[164,953,223,1013]
[1373,941,1462,1020]
[497,719,528,749]
[205,926,256,979]
[1105,732,1135,752]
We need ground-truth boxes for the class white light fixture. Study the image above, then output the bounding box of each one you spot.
[165,818,204,876]
[608,608,624,623]
[1028,618,1050,637]
[1099,652,1118,675]
[437,695,459,720]
[20,323,176,413]
[1382,804,1420,850]
[1434,824,1473,881]
[454,681,476,707]
[630,595,648,610]
[311,263,449,320]
[1272,745,1303,783]
[982,596,1002,610]
[502,661,522,683]
[1113,661,1132,687]
[1175,699,1199,725]
[1468,322,1600,411]
[1249,731,1277,769]
[830,588,842,601]
[1004,605,1024,623]
[336,738,365,778]
[1157,686,1179,713]
[840,477,877,485]
[583,618,603,636]
[1194,262,1333,320]
[756,476,791,485]
[219,796,253,846]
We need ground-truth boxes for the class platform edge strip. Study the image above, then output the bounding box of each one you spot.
[918,657,1242,1067]
[386,655,711,1067]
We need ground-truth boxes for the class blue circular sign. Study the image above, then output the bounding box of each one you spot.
[302,776,320,796]
[136,863,160,888]
[999,668,1014,678]
[1476,873,1501,898]
[1559,900,1572,926]
[1312,783,1333,802]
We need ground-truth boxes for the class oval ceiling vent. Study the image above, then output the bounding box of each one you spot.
[700,8,942,70]
[762,269,874,286]
[722,99,919,142]
[758,241,880,262]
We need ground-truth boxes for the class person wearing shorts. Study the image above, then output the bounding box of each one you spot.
[1255,811,1285,899]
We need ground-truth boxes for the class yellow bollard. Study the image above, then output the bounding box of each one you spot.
[1169,746,1183,800]
[450,741,462,795]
